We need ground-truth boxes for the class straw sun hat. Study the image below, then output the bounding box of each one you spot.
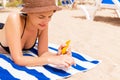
[21,0,62,13]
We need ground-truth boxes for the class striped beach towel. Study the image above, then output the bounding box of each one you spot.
[0,43,100,80]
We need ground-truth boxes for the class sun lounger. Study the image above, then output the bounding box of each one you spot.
[112,0,120,17]
[61,0,75,8]
[78,0,120,20]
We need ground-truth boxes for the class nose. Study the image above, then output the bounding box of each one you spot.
[43,17,51,24]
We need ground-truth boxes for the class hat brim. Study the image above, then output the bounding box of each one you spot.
[21,6,62,13]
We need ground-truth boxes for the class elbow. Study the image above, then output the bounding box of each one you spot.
[12,56,25,66]
[14,60,23,66]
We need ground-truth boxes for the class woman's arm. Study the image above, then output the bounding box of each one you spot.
[37,26,75,68]
[37,26,49,56]
[5,12,48,66]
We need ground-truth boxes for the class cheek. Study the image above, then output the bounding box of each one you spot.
[29,16,41,24]
[31,19,42,25]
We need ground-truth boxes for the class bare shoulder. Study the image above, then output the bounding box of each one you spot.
[5,12,24,29]
[3,12,25,35]
[7,12,21,21]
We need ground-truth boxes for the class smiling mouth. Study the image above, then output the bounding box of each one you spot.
[39,24,46,27]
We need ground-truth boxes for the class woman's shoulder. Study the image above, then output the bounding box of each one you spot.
[5,12,26,28]
[8,12,20,18]
[6,12,27,23]
[7,12,27,19]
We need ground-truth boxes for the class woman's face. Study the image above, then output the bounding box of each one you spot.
[27,10,54,30]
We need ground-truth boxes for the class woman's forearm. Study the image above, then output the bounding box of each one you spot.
[13,51,56,66]
[13,55,48,66]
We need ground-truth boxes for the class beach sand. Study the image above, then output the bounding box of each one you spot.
[0,7,120,80]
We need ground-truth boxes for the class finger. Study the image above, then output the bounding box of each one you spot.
[66,57,75,66]
[59,61,70,68]
[61,43,66,48]
[57,49,61,55]
[64,62,71,68]
[58,44,64,55]
[58,44,66,55]
[72,58,76,66]
[66,47,72,56]
[60,56,71,68]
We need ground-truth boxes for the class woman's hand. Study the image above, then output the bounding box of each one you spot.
[40,51,75,68]
[58,42,71,56]
[48,54,75,68]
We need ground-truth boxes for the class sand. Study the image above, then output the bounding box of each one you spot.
[0,7,120,80]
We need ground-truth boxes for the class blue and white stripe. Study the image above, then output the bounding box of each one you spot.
[0,43,100,80]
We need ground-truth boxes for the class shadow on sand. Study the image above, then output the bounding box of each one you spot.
[94,16,120,26]
[73,16,120,27]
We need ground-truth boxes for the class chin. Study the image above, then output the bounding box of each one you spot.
[39,26,47,30]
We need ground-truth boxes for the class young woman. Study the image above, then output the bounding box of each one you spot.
[0,0,75,68]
